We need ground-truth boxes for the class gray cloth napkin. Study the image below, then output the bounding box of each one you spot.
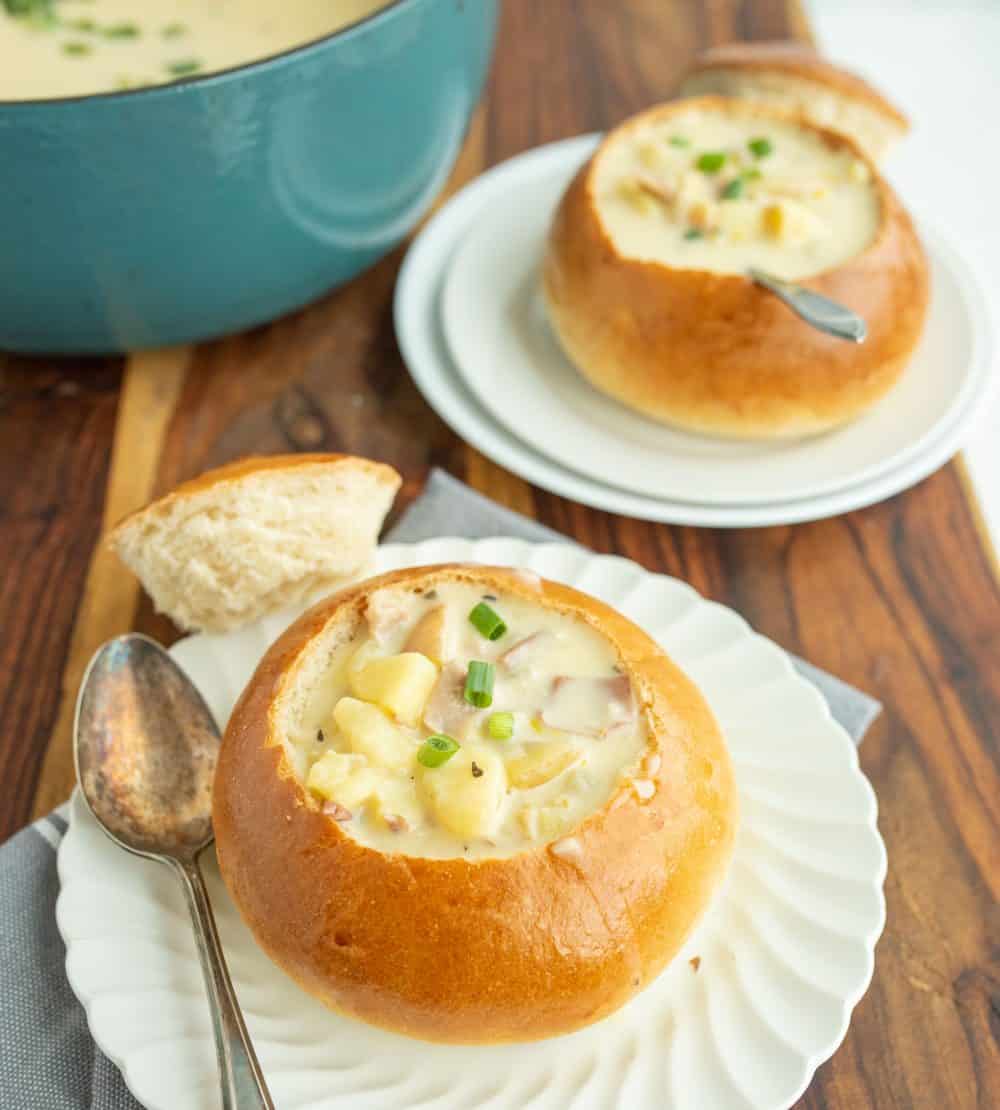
[0,468,880,1110]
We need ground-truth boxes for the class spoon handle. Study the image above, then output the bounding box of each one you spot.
[174,858,275,1110]
[748,268,868,343]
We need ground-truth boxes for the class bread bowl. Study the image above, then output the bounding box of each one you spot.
[109,453,400,634]
[678,41,909,163]
[213,563,737,1042]
[542,96,929,440]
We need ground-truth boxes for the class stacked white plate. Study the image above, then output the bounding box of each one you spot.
[395,136,995,526]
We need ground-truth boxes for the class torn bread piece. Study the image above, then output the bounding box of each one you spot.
[109,453,400,633]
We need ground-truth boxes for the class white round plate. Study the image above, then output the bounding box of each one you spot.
[396,137,996,526]
[58,539,887,1110]
[441,141,987,505]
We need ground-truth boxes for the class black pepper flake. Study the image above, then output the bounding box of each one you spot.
[471,761,484,778]
[482,593,498,601]
[425,589,438,600]
[316,728,325,742]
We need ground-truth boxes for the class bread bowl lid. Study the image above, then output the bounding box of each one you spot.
[681,41,910,127]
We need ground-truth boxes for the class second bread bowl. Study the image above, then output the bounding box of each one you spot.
[213,563,736,1042]
[543,96,929,440]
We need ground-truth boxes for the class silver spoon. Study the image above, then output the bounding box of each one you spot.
[749,268,868,343]
[75,633,274,1110]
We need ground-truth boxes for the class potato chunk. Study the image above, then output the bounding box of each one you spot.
[505,741,581,789]
[418,744,506,839]
[762,200,827,244]
[349,653,438,726]
[333,697,418,771]
[307,751,378,809]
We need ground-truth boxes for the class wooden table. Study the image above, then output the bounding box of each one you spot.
[2,1,997,1106]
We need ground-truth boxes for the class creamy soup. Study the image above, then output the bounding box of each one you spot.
[282,581,654,860]
[0,0,392,100]
[595,105,881,280]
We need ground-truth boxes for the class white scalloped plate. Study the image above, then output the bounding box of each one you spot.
[57,539,887,1110]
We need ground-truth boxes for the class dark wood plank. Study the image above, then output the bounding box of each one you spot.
[0,355,122,839]
[1,1,997,1107]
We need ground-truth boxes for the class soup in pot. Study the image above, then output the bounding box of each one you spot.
[0,0,394,100]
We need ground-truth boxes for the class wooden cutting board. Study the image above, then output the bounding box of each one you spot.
[1,1,997,1106]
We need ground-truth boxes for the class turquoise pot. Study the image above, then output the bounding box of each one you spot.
[0,0,497,353]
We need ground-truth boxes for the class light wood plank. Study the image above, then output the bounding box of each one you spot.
[30,348,190,818]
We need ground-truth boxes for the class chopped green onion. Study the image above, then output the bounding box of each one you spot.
[720,178,743,201]
[696,151,726,174]
[62,40,91,55]
[103,22,139,38]
[487,712,515,740]
[468,602,507,641]
[741,166,763,182]
[748,137,773,159]
[683,228,705,240]
[668,135,690,148]
[162,22,187,38]
[3,0,54,22]
[464,661,495,708]
[68,17,96,30]
[417,734,460,768]
[166,58,201,76]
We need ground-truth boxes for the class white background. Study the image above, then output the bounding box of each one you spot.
[810,0,1000,541]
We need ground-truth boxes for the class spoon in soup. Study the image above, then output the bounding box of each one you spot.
[75,633,274,1110]
[749,268,868,343]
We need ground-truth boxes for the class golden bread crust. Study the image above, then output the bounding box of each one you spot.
[542,98,929,439]
[213,564,737,1042]
[108,453,401,536]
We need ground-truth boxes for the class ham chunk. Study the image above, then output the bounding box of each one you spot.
[422,662,481,739]
[541,674,635,737]
[499,631,550,673]
[403,605,453,665]
[364,587,414,645]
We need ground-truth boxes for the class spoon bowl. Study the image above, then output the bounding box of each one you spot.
[75,634,218,860]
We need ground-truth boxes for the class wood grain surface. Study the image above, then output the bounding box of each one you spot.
[1,1,997,1107]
